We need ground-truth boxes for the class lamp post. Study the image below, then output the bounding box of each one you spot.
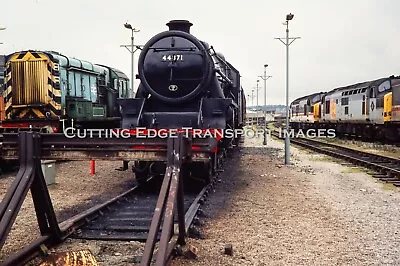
[251,89,255,107]
[256,79,260,108]
[0,26,5,45]
[248,90,256,125]
[275,13,300,165]
[259,64,272,145]
[119,24,141,171]
[256,79,260,125]
[122,23,140,97]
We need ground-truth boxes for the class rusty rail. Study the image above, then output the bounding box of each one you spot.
[141,135,190,266]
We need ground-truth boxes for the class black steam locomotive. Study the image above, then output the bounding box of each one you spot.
[118,20,246,182]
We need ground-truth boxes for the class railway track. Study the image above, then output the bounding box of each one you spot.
[3,170,218,266]
[71,177,208,242]
[272,131,400,186]
[0,132,228,266]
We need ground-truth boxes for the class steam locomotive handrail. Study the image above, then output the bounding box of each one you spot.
[215,69,234,86]
[208,46,232,70]
[150,48,197,52]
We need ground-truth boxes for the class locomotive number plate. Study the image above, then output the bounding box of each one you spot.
[162,54,184,61]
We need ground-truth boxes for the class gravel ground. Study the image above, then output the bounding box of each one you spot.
[172,135,400,265]
[0,160,135,261]
[3,133,400,265]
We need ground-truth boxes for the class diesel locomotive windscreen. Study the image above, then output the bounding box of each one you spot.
[392,79,400,105]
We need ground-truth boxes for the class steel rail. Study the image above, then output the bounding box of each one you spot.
[1,133,225,266]
[272,132,400,186]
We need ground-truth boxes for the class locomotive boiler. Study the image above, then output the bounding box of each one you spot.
[118,20,246,182]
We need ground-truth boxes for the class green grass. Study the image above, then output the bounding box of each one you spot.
[295,147,317,154]
[267,122,277,131]
[341,167,364,174]
[380,183,399,191]
[310,155,334,162]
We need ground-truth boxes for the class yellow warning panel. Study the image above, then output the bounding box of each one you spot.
[313,103,320,122]
[384,92,392,122]
[39,250,98,266]
[330,100,336,119]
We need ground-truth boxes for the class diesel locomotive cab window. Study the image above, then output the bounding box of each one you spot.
[393,82,400,105]
[312,95,320,103]
[378,80,390,93]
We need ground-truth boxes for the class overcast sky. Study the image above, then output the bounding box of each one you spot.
[1,0,399,105]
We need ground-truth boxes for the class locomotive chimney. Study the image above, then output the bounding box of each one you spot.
[166,20,193,33]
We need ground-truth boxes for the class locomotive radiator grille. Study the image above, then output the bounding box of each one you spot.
[2,50,63,121]
[10,60,48,105]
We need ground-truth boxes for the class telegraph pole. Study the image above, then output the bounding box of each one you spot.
[259,64,272,145]
[275,13,300,165]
